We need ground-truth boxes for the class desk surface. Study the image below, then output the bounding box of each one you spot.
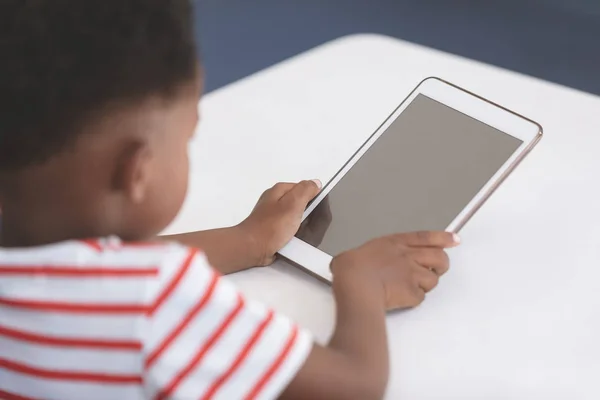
[166,35,600,399]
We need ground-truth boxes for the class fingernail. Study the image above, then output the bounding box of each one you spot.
[312,179,322,189]
[452,233,461,245]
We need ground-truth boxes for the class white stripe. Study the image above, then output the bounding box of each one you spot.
[0,336,141,375]
[0,238,170,268]
[176,299,270,398]
[0,368,143,400]
[0,243,181,305]
[141,244,193,311]
[0,239,313,400]
[143,250,213,351]
[256,329,312,400]
[0,276,148,303]
[215,306,310,400]
[0,308,141,340]
[145,266,237,397]
[105,244,185,267]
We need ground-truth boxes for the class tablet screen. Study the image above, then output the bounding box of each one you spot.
[296,94,523,256]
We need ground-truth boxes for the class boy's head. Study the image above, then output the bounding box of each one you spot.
[0,0,201,246]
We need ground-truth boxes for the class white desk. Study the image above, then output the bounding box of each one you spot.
[165,35,600,399]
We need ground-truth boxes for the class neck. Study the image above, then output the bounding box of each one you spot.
[0,173,113,248]
[0,200,108,248]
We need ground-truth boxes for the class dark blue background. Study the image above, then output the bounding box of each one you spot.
[194,0,600,95]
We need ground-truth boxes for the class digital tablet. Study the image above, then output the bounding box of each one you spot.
[278,77,543,282]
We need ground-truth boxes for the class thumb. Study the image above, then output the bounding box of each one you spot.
[281,179,322,209]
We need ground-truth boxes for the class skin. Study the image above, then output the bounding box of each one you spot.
[0,71,459,399]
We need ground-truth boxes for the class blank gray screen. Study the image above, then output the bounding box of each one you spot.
[296,94,523,256]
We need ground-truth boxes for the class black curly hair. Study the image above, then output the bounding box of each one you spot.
[0,0,198,171]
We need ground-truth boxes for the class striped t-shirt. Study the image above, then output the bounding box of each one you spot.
[0,237,312,400]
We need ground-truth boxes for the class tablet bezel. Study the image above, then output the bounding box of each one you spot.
[278,77,543,282]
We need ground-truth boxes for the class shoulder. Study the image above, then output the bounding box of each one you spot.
[0,236,206,273]
[0,237,213,306]
[78,237,215,307]
[77,236,211,276]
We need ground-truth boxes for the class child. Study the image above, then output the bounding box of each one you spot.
[0,1,459,399]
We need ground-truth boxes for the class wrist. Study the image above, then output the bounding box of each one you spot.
[233,223,268,268]
[331,258,385,309]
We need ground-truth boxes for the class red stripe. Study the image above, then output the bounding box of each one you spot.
[0,389,42,400]
[244,326,299,400]
[0,357,142,384]
[145,270,219,368]
[155,295,245,400]
[79,239,103,251]
[0,296,147,314]
[0,323,141,351]
[148,248,197,316]
[0,265,158,277]
[122,241,167,248]
[201,310,275,400]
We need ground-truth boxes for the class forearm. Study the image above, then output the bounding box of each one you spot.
[280,271,389,400]
[162,226,260,274]
[329,270,389,395]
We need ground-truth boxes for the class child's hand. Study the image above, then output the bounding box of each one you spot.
[281,231,460,399]
[331,231,460,310]
[238,180,322,266]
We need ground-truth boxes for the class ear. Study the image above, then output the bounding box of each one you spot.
[112,140,153,204]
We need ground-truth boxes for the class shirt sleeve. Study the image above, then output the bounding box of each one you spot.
[142,245,313,400]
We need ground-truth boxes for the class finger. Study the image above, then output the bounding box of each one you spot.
[261,182,296,201]
[409,286,426,308]
[396,231,460,249]
[262,254,276,266]
[410,248,450,276]
[281,179,322,208]
[414,268,440,293]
